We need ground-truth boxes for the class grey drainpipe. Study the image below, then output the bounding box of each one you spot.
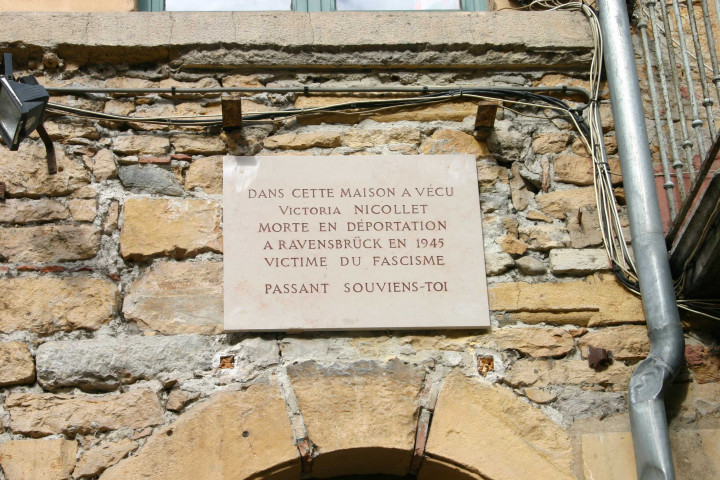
[597,1,685,479]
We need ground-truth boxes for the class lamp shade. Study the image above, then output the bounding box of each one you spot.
[0,75,49,151]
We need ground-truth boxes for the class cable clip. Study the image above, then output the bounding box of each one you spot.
[171,86,176,97]
[422,86,428,95]
[304,86,309,96]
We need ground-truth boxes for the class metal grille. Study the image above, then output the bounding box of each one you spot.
[635,0,720,246]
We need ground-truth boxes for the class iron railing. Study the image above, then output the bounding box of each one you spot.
[634,0,720,246]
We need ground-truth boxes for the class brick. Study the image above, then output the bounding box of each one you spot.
[120,198,222,260]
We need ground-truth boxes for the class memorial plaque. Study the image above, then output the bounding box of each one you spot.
[223,154,489,331]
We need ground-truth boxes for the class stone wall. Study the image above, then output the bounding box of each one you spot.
[0,10,718,480]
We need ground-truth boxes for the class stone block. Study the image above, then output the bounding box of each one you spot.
[685,345,720,383]
[342,128,420,148]
[100,383,300,480]
[499,234,529,255]
[41,118,99,141]
[0,144,89,197]
[532,132,571,154]
[0,225,100,263]
[0,199,70,224]
[120,198,222,260]
[0,341,35,387]
[35,335,216,391]
[474,327,574,358]
[0,276,118,334]
[103,201,120,233]
[263,132,342,150]
[6,389,164,437]
[0,438,77,480]
[418,457,484,480]
[554,155,622,186]
[185,156,222,194]
[518,224,570,251]
[119,165,184,196]
[165,389,199,413]
[425,372,574,480]
[536,186,596,219]
[515,255,547,275]
[171,135,226,155]
[489,274,645,326]
[485,252,514,276]
[420,130,491,158]
[577,325,650,361]
[550,248,610,275]
[288,360,424,477]
[74,439,138,479]
[123,261,222,335]
[505,358,635,390]
[568,206,605,248]
[112,135,170,156]
[68,199,97,222]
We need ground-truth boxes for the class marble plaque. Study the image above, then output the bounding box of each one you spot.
[223,154,489,331]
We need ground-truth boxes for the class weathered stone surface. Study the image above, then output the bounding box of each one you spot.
[100,383,300,480]
[263,131,342,150]
[474,328,574,358]
[554,155,622,186]
[68,199,97,222]
[119,165,184,196]
[499,234,529,255]
[42,118,99,141]
[506,359,635,390]
[582,429,720,480]
[489,274,645,326]
[577,325,650,361]
[295,97,477,124]
[0,277,117,334]
[515,256,547,275]
[36,335,215,391]
[532,132,571,154]
[185,156,222,194]
[485,252,514,276]
[112,135,170,156]
[103,201,120,233]
[6,390,164,437]
[0,199,69,223]
[104,99,135,117]
[420,129,490,157]
[165,389,199,413]
[426,372,574,480]
[536,187,596,219]
[0,225,100,263]
[526,210,553,222]
[342,128,420,148]
[568,206,604,248]
[222,74,263,87]
[120,198,222,260]
[0,438,77,480]
[74,439,138,479]
[685,345,720,384]
[418,457,484,480]
[288,360,424,477]
[550,248,610,275]
[171,135,226,155]
[87,149,118,181]
[524,387,557,404]
[0,144,89,197]
[518,224,570,251]
[124,261,222,335]
[0,342,35,387]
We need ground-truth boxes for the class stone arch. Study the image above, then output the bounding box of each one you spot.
[99,369,576,480]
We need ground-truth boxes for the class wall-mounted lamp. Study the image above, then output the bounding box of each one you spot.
[0,53,55,174]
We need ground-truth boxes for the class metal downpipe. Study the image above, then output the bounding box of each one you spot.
[596,1,685,479]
